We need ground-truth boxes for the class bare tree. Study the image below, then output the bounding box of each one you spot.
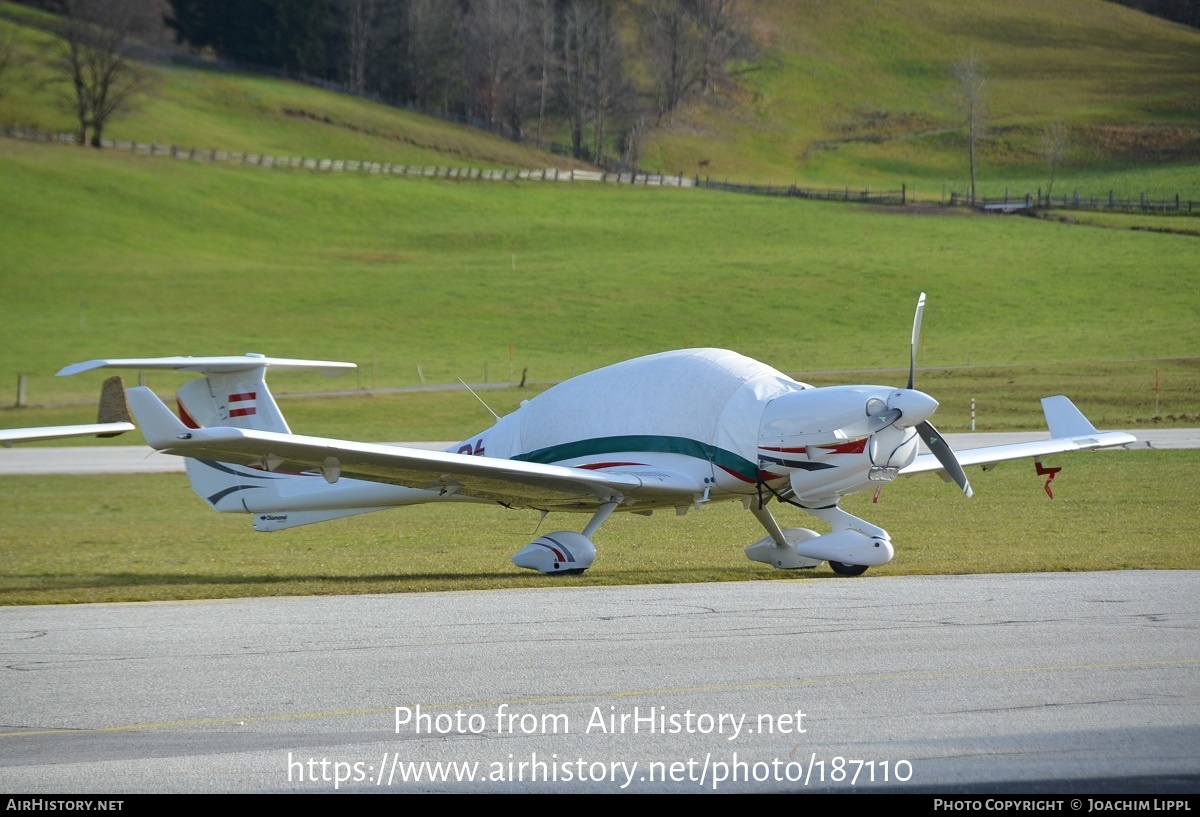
[586,2,625,161]
[620,113,646,167]
[534,0,556,146]
[557,0,629,162]
[645,0,703,119]
[1040,121,1070,201]
[952,50,988,203]
[341,0,379,93]
[406,0,461,114]
[501,0,540,140]
[687,0,736,95]
[560,0,596,158]
[462,0,538,137]
[49,0,150,147]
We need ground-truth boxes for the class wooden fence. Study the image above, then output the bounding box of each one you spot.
[952,190,1196,215]
[6,125,1195,214]
[698,177,908,205]
[1,125,696,187]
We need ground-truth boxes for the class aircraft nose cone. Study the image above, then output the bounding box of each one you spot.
[889,389,939,427]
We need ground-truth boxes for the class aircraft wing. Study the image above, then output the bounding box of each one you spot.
[127,387,700,507]
[0,422,136,447]
[2,376,135,447]
[901,395,1137,478]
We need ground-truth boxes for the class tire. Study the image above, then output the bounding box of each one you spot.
[828,560,869,576]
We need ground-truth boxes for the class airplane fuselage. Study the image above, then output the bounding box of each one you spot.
[451,350,933,513]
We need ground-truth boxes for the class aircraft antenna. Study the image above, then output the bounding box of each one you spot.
[458,378,501,421]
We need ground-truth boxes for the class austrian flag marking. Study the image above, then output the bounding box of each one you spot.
[228,391,257,418]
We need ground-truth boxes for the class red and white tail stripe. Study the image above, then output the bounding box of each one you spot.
[228,391,257,418]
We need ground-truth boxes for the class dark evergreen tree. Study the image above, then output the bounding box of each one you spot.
[166,0,332,75]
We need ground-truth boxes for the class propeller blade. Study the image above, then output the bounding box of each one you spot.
[909,292,926,391]
[916,419,973,497]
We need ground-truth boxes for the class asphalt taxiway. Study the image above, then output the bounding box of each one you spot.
[1,571,1197,793]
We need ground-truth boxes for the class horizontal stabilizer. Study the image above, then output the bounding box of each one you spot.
[58,355,355,377]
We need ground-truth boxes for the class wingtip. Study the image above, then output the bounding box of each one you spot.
[1042,395,1101,439]
[57,360,106,377]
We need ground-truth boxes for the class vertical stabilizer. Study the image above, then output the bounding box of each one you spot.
[175,364,290,433]
[61,355,356,515]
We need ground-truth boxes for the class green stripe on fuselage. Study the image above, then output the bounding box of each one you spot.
[512,435,760,481]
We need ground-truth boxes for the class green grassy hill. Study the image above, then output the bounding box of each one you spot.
[639,0,1200,196]
[0,6,586,171]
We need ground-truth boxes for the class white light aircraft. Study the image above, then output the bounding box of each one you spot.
[59,295,1135,576]
[1,377,134,446]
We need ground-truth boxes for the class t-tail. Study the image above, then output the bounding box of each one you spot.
[58,354,412,530]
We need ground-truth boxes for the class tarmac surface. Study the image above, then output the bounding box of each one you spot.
[1,571,1197,793]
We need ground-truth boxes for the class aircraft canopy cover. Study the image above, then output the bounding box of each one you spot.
[485,348,808,460]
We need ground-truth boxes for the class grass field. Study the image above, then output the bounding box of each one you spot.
[0,449,1193,605]
[2,138,1197,413]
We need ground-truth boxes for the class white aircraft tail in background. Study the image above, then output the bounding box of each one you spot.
[59,295,1137,576]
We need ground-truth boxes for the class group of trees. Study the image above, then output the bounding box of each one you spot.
[1106,0,1200,28]
[161,0,747,163]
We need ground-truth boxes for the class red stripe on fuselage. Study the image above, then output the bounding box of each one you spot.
[715,465,789,484]
[229,392,256,402]
[759,439,868,455]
